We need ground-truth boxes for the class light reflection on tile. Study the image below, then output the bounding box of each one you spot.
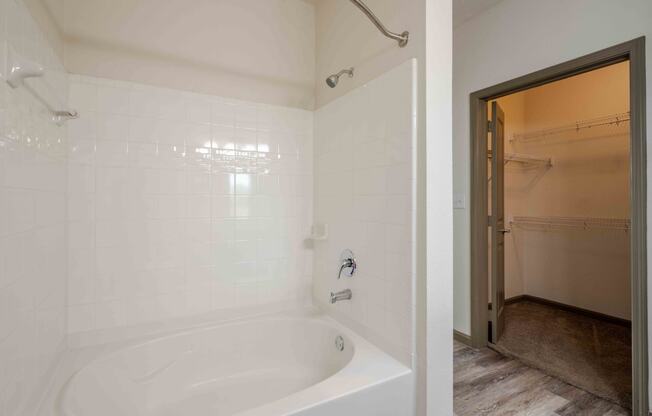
[67,76,313,335]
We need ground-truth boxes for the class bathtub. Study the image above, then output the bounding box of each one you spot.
[56,311,413,416]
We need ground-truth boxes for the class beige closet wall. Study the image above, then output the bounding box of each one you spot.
[502,62,631,319]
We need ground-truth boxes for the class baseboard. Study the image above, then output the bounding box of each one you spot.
[507,295,631,328]
[453,329,473,346]
[505,295,526,305]
[489,295,524,310]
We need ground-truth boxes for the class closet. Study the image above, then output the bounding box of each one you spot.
[490,61,632,408]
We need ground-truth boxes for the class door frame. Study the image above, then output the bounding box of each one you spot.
[469,37,647,414]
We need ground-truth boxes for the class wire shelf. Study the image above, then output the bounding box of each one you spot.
[510,216,630,232]
[511,112,630,143]
[488,151,553,167]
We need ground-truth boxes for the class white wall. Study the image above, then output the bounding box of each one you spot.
[453,0,652,335]
[312,59,416,366]
[28,0,316,110]
[424,1,453,415]
[66,74,313,333]
[22,0,64,61]
[0,0,69,414]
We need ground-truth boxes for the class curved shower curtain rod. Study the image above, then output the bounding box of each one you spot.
[349,0,409,47]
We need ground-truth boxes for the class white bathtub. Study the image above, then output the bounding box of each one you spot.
[56,311,413,416]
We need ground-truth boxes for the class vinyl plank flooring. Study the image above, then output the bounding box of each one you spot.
[454,341,630,416]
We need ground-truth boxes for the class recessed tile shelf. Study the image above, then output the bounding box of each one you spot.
[309,224,329,240]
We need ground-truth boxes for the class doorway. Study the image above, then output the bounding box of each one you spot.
[469,38,647,414]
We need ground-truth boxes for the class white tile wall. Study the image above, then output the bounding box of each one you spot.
[67,75,313,333]
[0,0,69,414]
[312,60,416,365]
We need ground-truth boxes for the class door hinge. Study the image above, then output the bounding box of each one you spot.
[487,120,493,132]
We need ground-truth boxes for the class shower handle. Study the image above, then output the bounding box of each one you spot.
[338,249,356,279]
[338,258,356,279]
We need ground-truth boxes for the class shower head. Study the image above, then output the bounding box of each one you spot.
[326,68,354,88]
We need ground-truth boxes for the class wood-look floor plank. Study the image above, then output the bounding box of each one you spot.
[454,341,630,416]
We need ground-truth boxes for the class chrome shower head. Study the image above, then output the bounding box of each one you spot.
[326,75,339,88]
[326,67,354,88]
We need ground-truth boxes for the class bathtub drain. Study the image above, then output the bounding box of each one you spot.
[335,335,344,351]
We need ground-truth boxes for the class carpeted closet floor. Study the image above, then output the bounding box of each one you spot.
[494,300,631,408]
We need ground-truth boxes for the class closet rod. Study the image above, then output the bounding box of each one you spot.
[511,112,630,143]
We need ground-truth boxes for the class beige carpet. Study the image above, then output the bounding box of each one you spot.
[494,300,631,409]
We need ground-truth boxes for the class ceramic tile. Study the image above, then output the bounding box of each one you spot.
[0,1,68,411]
[312,60,416,366]
[67,75,313,336]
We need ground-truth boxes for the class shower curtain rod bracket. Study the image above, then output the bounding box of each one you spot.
[397,31,409,47]
[349,0,409,47]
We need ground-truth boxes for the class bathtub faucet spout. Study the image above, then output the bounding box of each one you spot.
[330,289,352,304]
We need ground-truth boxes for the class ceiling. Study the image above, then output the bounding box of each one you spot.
[297,0,505,28]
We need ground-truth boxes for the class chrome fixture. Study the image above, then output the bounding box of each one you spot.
[349,0,409,47]
[335,335,345,351]
[330,289,352,304]
[6,46,78,125]
[338,249,356,278]
[326,68,354,88]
